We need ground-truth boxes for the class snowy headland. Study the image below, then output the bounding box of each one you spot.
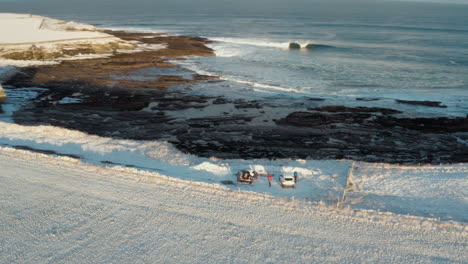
[0,13,467,263]
[0,13,135,62]
[0,13,130,102]
[0,13,110,44]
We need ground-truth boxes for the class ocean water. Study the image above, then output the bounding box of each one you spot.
[2,0,468,116]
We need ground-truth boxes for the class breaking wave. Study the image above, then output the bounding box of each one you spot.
[210,37,290,49]
[210,37,336,51]
[302,43,335,49]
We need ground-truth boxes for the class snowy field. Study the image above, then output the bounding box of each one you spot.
[0,147,467,263]
[346,164,468,222]
[0,13,112,44]
[0,13,165,72]
[0,121,467,224]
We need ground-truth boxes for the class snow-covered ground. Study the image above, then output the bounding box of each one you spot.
[0,147,466,263]
[0,121,467,224]
[0,13,167,70]
[0,13,112,44]
[347,164,468,222]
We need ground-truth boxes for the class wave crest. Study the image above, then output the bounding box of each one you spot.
[304,43,334,49]
[210,37,335,52]
[211,37,289,49]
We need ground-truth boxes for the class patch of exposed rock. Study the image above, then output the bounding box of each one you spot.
[4,32,215,90]
[0,41,134,60]
[396,99,447,108]
[309,105,402,115]
[7,83,468,164]
[289,42,301,49]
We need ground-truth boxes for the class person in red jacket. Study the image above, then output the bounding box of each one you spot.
[267,173,273,187]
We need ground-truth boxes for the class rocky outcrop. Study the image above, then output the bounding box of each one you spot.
[396,99,447,108]
[278,111,468,133]
[309,105,402,115]
[356,97,380,101]
[289,42,301,49]
[1,41,134,61]
[4,32,215,90]
[6,80,468,164]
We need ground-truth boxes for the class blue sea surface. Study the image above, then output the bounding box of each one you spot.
[2,0,467,116]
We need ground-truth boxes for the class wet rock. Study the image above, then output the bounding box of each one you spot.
[234,102,263,109]
[396,99,447,108]
[153,101,207,111]
[276,111,373,126]
[310,105,402,115]
[4,32,215,91]
[307,97,325,101]
[374,116,468,133]
[356,97,380,101]
[212,98,230,104]
[193,74,220,81]
[289,42,301,49]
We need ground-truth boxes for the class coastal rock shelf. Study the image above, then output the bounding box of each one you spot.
[3,31,468,164]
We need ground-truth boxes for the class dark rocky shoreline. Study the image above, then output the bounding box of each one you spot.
[3,31,468,164]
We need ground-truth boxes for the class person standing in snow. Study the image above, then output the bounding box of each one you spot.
[294,171,298,183]
[267,173,273,187]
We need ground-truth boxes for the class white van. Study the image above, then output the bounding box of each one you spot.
[279,175,295,188]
